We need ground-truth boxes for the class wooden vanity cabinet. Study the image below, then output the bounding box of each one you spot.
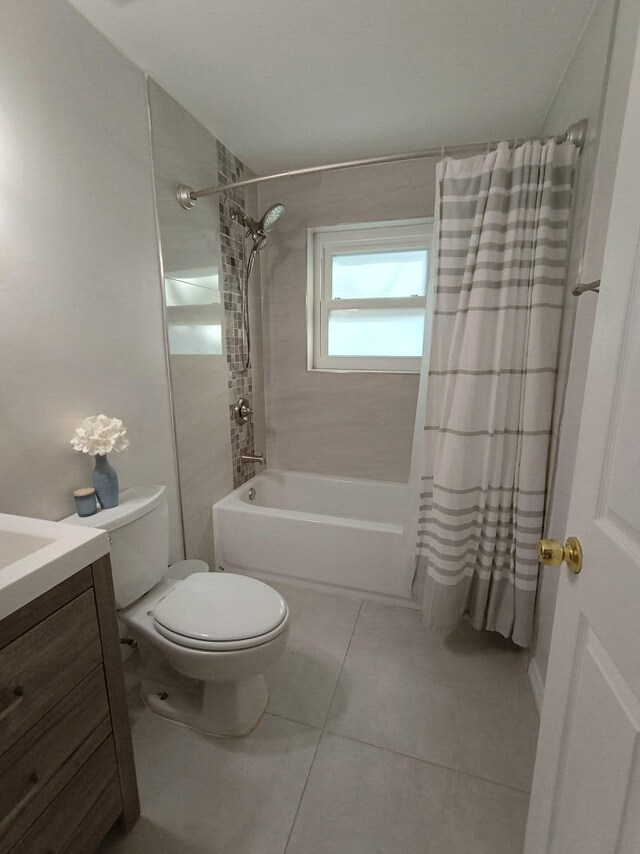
[0,554,139,852]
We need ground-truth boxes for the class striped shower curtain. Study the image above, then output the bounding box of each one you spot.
[417,140,576,647]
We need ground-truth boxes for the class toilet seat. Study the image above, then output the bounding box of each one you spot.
[152,572,288,651]
[153,616,288,651]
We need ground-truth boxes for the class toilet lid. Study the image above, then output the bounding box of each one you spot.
[153,573,287,642]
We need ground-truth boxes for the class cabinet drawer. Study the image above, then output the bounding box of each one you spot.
[10,736,119,854]
[0,590,103,756]
[0,666,111,854]
[61,774,122,854]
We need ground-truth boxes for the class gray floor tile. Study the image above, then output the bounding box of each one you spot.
[326,601,539,791]
[285,732,529,854]
[100,698,320,854]
[266,582,362,728]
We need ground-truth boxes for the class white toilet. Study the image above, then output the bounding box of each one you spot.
[64,485,289,736]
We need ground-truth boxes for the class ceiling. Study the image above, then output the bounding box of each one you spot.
[67,0,596,174]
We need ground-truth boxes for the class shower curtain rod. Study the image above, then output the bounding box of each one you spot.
[176,119,588,210]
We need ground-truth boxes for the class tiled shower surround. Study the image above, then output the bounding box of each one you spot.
[217,140,257,488]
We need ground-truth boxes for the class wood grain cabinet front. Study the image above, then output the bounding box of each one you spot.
[0,555,139,852]
[0,591,103,757]
[9,737,120,854]
[0,666,111,853]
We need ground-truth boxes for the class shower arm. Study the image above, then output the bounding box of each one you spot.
[176,119,588,209]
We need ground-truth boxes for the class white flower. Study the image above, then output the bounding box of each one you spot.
[70,414,129,456]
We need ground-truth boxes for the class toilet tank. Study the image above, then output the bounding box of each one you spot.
[63,485,169,608]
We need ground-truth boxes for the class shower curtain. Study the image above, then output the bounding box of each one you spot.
[416,139,576,647]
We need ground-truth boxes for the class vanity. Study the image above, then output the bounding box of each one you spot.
[0,515,139,853]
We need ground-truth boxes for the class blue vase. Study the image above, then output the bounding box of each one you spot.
[92,454,119,509]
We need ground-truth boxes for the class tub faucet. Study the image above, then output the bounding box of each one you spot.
[241,452,266,465]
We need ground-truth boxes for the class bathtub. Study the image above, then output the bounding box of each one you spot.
[212,469,416,605]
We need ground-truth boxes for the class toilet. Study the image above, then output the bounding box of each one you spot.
[64,485,289,736]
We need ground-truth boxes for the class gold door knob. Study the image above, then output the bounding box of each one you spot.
[537,537,583,574]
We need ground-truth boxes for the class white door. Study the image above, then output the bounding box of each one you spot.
[524,28,640,854]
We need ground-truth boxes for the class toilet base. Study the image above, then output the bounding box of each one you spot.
[141,673,269,737]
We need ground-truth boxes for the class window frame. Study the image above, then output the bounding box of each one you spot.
[307,218,433,373]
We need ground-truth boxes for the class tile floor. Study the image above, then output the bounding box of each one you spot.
[100,582,538,854]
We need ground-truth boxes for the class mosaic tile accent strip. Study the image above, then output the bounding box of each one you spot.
[217,140,257,488]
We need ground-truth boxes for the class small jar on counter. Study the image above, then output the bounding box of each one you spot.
[73,487,98,517]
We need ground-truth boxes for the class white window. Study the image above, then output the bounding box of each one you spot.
[307,219,432,372]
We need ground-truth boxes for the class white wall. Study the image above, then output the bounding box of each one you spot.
[0,0,182,560]
[530,0,640,692]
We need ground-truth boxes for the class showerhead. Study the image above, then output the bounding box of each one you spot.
[253,235,269,253]
[231,203,286,243]
[261,203,286,232]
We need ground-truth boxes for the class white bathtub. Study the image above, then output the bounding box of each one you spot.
[212,469,416,605]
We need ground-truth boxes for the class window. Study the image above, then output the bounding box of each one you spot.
[307,219,432,372]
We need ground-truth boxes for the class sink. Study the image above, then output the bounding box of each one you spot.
[0,530,55,570]
[0,513,110,621]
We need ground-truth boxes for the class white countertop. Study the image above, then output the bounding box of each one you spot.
[0,513,110,622]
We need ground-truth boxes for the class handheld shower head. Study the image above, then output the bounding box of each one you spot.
[261,203,286,232]
[231,203,286,241]
[233,202,285,373]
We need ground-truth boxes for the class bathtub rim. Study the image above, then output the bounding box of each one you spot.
[213,467,410,532]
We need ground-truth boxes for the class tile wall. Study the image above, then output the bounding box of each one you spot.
[147,79,234,566]
[217,141,259,488]
[258,160,436,482]
[148,80,264,567]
